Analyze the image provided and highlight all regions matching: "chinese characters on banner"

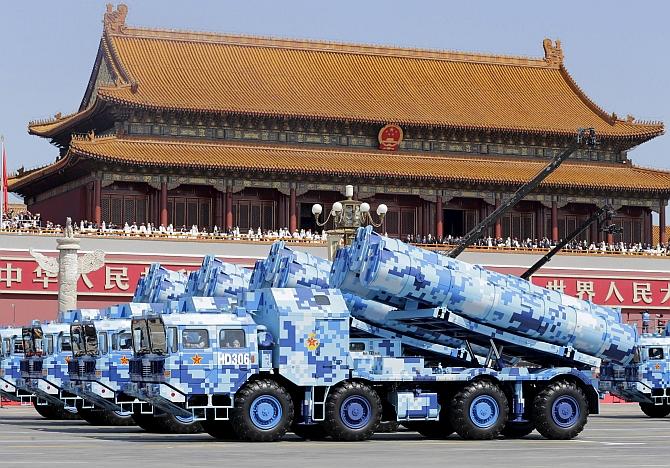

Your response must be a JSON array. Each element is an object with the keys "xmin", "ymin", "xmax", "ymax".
[
  {"xmin": 532, "ymin": 276, "xmax": 670, "ymax": 307},
  {"xmin": 0, "ymin": 259, "xmax": 201, "ymax": 295}
]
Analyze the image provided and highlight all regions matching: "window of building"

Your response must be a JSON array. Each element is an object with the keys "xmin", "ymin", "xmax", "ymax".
[
  {"xmin": 102, "ymin": 195, "xmax": 147, "ymax": 226},
  {"xmin": 182, "ymin": 329, "xmax": 209, "ymax": 349},
  {"xmin": 219, "ymin": 329, "xmax": 246, "ymax": 349},
  {"xmin": 168, "ymin": 197, "xmax": 212, "ymax": 229}
]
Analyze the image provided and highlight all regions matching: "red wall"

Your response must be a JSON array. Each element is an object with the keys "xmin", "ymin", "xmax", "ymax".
[{"xmin": 28, "ymin": 186, "xmax": 86, "ymax": 226}]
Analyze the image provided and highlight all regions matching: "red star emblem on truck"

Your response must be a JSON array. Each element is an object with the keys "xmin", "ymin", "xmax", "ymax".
[
  {"xmin": 191, "ymin": 354, "xmax": 203, "ymax": 364},
  {"xmin": 120, "ymin": 355, "xmax": 129, "ymax": 365},
  {"xmin": 305, "ymin": 333, "xmax": 320, "ymax": 351}
]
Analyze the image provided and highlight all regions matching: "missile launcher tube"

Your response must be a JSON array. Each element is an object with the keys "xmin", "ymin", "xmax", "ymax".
[
  {"xmin": 251, "ymin": 241, "xmax": 331, "ymax": 289},
  {"xmin": 334, "ymin": 228, "xmax": 637, "ymax": 365}
]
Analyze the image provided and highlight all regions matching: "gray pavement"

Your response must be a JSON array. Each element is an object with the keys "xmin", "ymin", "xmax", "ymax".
[{"xmin": 0, "ymin": 404, "xmax": 667, "ymax": 468}]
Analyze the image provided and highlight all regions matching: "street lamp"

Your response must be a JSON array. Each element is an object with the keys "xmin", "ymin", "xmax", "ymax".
[{"xmin": 312, "ymin": 185, "xmax": 387, "ymax": 259}]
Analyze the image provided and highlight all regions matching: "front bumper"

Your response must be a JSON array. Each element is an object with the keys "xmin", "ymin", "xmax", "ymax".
[{"xmin": 123, "ymin": 382, "xmax": 191, "ymax": 418}]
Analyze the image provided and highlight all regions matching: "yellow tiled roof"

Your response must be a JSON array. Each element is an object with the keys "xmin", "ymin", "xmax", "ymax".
[
  {"xmin": 28, "ymin": 15, "xmax": 664, "ymax": 140},
  {"xmin": 11, "ymin": 135, "xmax": 670, "ymax": 194}
]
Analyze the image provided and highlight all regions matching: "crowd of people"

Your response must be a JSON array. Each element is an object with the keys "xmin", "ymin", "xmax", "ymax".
[
  {"xmin": 407, "ymin": 233, "xmax": 670, "ymax": 255},
  {"xmin": 1, "ymin": 214, "xmax": 670, "ymax": 255},
  {"xmin": 0, "ymin": 209, "xmax": 41, "ymax": 230}
]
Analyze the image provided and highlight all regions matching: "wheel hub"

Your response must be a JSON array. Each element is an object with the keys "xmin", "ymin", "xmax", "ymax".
[
  {"xmin": 250, "ymin": 395, "xmax": 282, "ymax": 430},
  {"xmin": 551, "ymin": 396, "xmax": 579, "ymax": 428},
  {"xmin": 340, "ymin": 395, "xmax": 371, "ymax": 429},
  {"xmin": 469, "ymin": 395, "xmax": 499, "ymax": 428}
]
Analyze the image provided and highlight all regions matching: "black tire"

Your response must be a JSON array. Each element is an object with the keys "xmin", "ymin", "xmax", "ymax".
[
  {"xmin": 33, "ymin": 402, "xmax": 60, "ymax": 419},
  {"xmin": 324, "ymin": 381, "xmax": 382, "ymax": 441},
  {"xmin": 133, "ymin": 408, "xmax": 202, "ymax": 434},
  {"xmin": 376, "ymin": 421, "xmax": 400, "ymax": 433},
  {"xmin": 202, "ymin": 419, "xmax": 239, "ymax": 440},
  {"xmin": 231, "ymin": 379, "xmax": 294, "ymax": 442},
  {"xmin": 78, "ymin": 407, "xmax": 135, "ymax": 426},
  {"xmin": 132, "ymin": 410, "xmax": 161, "ymax": 432},
  {"xmin": 501, "ymin": 420, "xmax": 535, "ymax": 438},
  {"xmin": 292, "ymin": 423, "xmax": 330, "ymax": 440},
  {"xmin": 58, "ymin": 405, "xmax": 81, "ymax": 420},
  {"xmin": 639, "ymin": 403, "xmax": 670, "ymax": 418},
  {"xmin": 405, "ymin": 419, "xmax": 454, "ymax": 439},
  {"xmin": 33, "ymin": 402, "xmax": 79, "ymax": 420},
  {"xmin": 449, "ymin": 380, "xmax": 508, "ymax": 440},
  {"xmin": 532, "ymin": 381, "xmax": 588, "ymax": 440}
]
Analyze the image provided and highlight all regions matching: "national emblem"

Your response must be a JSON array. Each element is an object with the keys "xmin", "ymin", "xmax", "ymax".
[
  {"xmin": 120, "ymin": 355, "xmax": 129, "ymax": 365},
  {"xmin": 191, "ymin": 354, "xmax": 203, "ymax": 365},
  {"xmin": 378, "ymin": 124, "xmax": 403, "ymax": 151}
]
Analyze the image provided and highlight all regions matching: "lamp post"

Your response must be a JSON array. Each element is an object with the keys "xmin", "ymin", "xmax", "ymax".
[{"xmin": 312, "ymin": 185, "xmax": 387, "ymax": 260}]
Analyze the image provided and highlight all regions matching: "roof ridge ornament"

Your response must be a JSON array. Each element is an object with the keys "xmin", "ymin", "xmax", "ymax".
[
  {"xmin": 104, "ymin": 3, "xmax": 128, "ymax": 34},
  {"xmin": 542, "ymin": 38, "xmax": 563, "ymax": 67}
]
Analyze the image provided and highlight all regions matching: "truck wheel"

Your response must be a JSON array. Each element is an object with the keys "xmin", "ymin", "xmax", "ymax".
[
  {"xmin": 449, "ymin": 381, "xmax": 508, "ymax": 440},
  {"xmin": 202, "ymin": 419, "xmax": 239, "ymax": 440},
  {"xmin": 639, "ymin": 403, "xmax": 670, "ymax": 418},
  {"xmin": 133, "ymin": 409, "xmax": 202, "ymax": 434},
  {"xmin": 324, "ymin": 381, "xmax": 381, "ymax": 441},
  {"xmin": 231, "ymin": 379, "xmax": 294, "ymax": 442},
  {"xmin": 33, "ymin": 402, "xmax": 60, "ymax": 419},
  {"xmin": 501, "ymin": 421, "xmax": 535, "ymax": 438},
  {"xmin": 532, "ymin": 381, "xmax": 588, "ymax": 440},
  {"xmin": 58, "ymin": 405, "xmax": 80, "ymax": 420},
  {"xmin": 132, "ymin": 410, "xmax": 161, "ymax": 432},
  {"xmin": 78, "ymin": 407, "xmax": 135, "ymax": 426},
  {"xmin": 292, "ymin": 423, "xmax": 330, "ymax": 440}
]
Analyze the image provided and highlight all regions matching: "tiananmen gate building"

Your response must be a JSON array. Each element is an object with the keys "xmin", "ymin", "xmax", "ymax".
[{"xmin": 9, "ymin": 4, "xmax": 670, "ymax": 245}]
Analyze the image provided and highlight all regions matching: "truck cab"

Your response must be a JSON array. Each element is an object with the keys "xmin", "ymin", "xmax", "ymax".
[
  {"xmin": 18, "ymin": 322, "xmax": 79, "ymax": 415},
  {"xmin": 64, "ymin": 317, "xmax": 136, "ymax": 425},
  {"xmin": 600, "ymin": 336, "xmax": 670, "ymax": 417},
  {"xmin": 125, "ymin": 309, "xmax": 259, "ymax": 422},
  {"xmin": 0, "ymin": 328, "xmax": 30, "ymax": 402}
]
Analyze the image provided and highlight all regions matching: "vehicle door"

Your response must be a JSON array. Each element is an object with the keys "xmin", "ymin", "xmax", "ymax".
[
  {"xmin": 179, "ymin": 326, "xmax": 215, "ymax": 395},
  {"xmin": 216, "ymin": 327, "xmax": 254, "ymax": 394}
]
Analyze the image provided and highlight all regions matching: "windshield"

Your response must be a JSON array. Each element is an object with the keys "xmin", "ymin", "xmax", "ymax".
[
  {"xmin": 22, "ymin": 327, "xmax": 44, "ymax": 357},
  {"xmin": 83, "ymin": 324, "xmax": 99, "ymax": 355},
  {"xmin": 71, "ymin": 324, "xmax": 85, "ymax": 357},
  {"xmin": 132, "ymin": 319, "xmax": 151, "ymax": 354},
  {"xmin": 148, "ymin": 317, "xmax": 167, "ymax": 355},
  {"xmin": 131, "ymin": 317, "xmax": 167, "ymax": 355}
]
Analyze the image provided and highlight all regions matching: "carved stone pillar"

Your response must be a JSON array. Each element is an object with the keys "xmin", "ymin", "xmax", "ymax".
[
  {"xmin": 436, "ymin": 195, "xmax": 444, "ymax": 240},
  {"xmin": 93, "ymin": 178, "xmax": 102, "ymax": 226},
  {"xmin": 551, "ymin": 201, "xmax": 558, "ymax": 242},
  {"xmin": 160, "ymin": 181, "xmax": 168, "ymax": 227}
]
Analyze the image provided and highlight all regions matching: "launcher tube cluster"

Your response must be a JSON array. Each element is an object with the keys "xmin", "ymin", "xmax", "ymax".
[{"xmin": 332, "ymin": 227, "xmax": 637, "ymax": 365}]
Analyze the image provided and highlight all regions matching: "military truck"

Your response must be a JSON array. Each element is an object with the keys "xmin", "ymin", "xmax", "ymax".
[
  {"xmin": 123, "ymin": 229, "xmax": 639, "ymax": 442},
  {"xmin": 0, "ymin": 327, "xmax": 34, "ymax": 405},
  {"xmin": 17, "ymin": 322, "xmax": 81, "ymax": 419},
  {"xmin": 600, "ymin": 333, "xmax": 670, "ymax": 417}
]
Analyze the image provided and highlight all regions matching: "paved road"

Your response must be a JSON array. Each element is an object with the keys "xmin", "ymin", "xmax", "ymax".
[{"xmin": 0, "ymin": 404, "xmax": 667, "ymax": 468}]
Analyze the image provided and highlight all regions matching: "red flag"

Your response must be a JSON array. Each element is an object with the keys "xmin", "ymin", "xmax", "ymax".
[{"xmin": 2, "ymin": 141, "xmax": 7, "ymax": 214}]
